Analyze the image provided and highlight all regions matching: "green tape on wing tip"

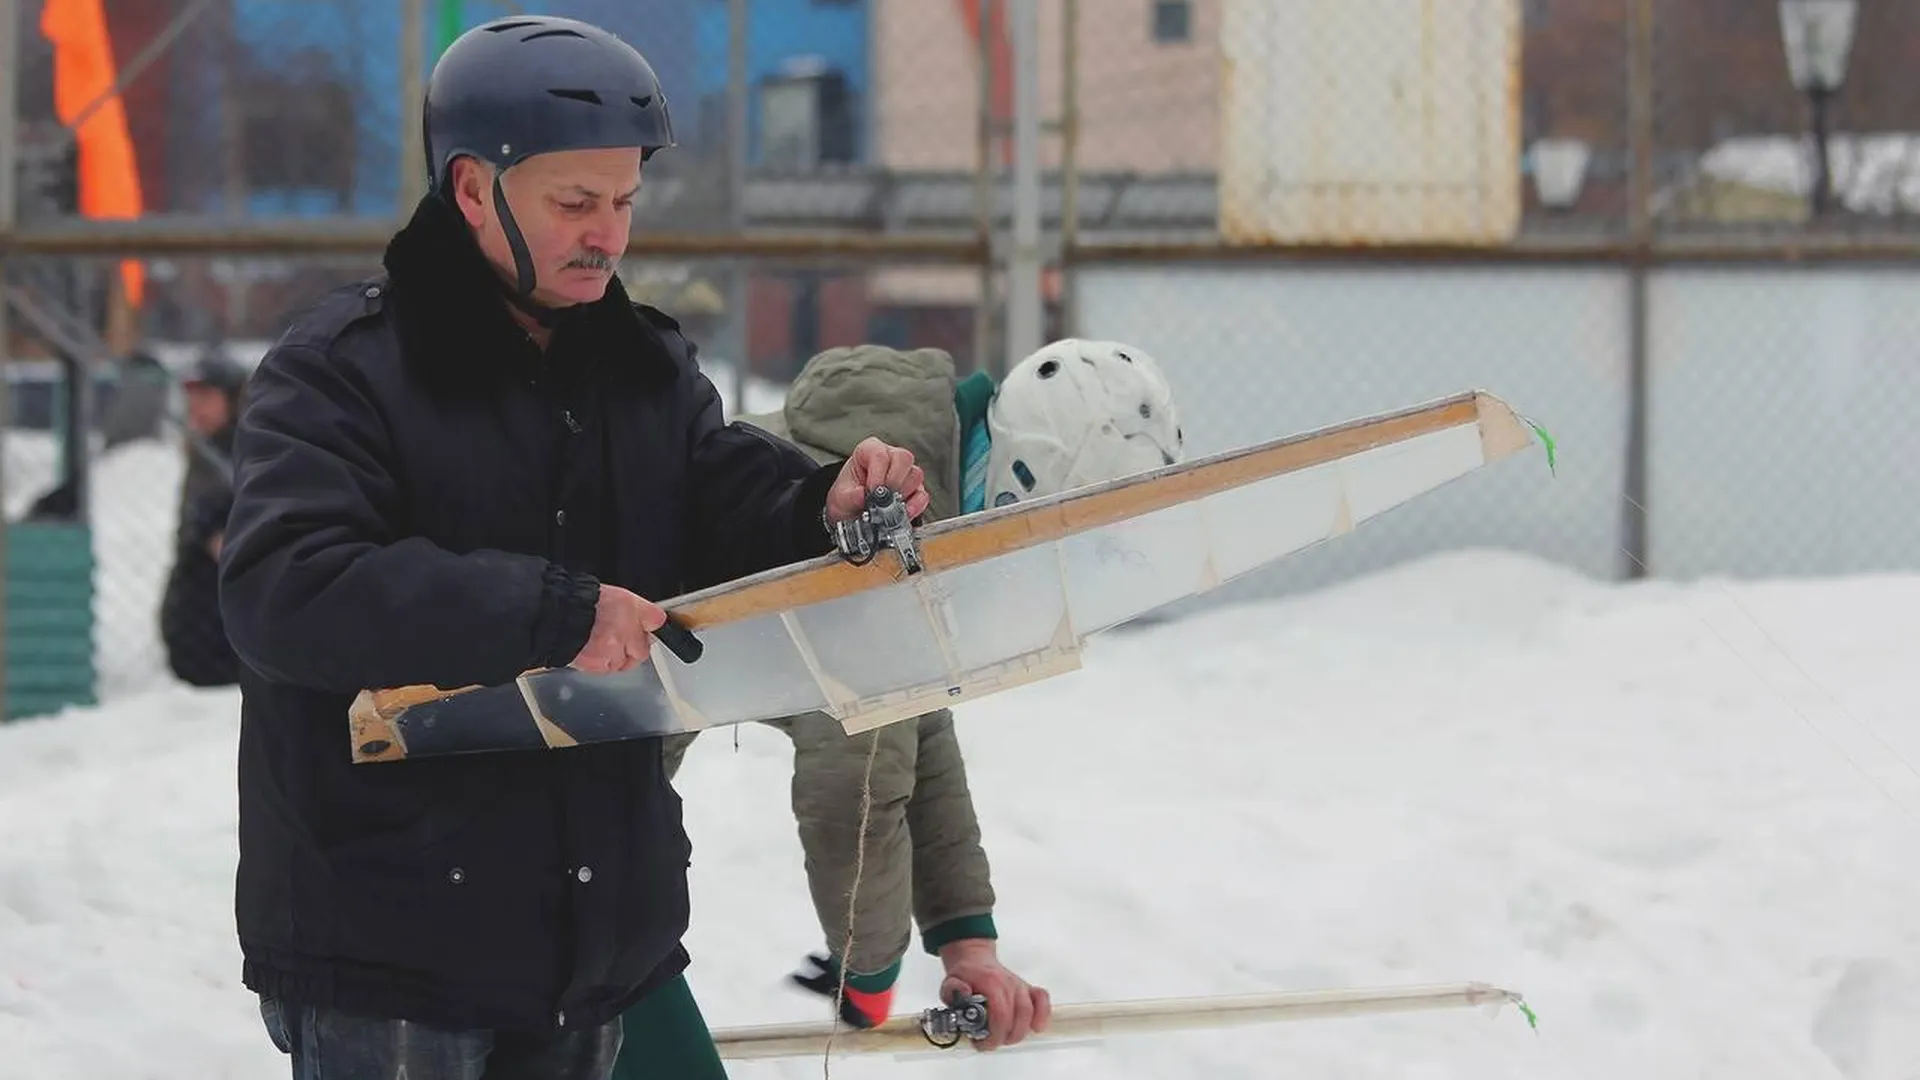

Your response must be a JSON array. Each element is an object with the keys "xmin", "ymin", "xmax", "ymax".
[
  {"xmin": 1517, "ymin": 998, "xmax": 1540, "ymax": 1031},
  {"xmin": 1519, "ymin": 415, "xmax": 1557, "ymax": 477}
]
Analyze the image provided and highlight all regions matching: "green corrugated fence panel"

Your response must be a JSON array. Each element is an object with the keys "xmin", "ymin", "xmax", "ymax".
[
  {"xmin": 6, "ymin": 689, "xmax": 97, "ymax": 717},
  {"xmin": 7, "ymin": 637, "xmax": 96, "ymax": 665},
  {"xmin": 7, "ymin": 665, "xmax": 99, "ymax": 692},
  {"xmin": 6, "ymin": 607, "xmax": 95, "ymax": 635},
  {"xmin": 10, "ymin": 572, "xmax": 96, "ymax": 595},
  {"xmin": 5, "ymin": 522, "xmax": 99, "ymax": 722}
]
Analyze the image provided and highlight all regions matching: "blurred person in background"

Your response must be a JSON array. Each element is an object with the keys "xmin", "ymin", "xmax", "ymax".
[
  {"xmin": 159, "ymin": 350, "xmax": 247, "ymax": 688},
  {"xmin": 617, "ymin": 338, "xmax": 1184, "ymax": 1078},
  {"xmin": 176, "ymin": 349, "xmax": 246, "ymax": 513}
]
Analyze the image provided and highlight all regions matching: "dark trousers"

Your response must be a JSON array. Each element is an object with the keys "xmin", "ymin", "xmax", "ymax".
[{"xmin": 259, "ymin": 997, "xmax": 622, "ymax": 1080}]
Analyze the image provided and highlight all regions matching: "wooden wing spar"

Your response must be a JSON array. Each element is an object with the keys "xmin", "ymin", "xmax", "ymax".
[
  {"xmin": 348, "ymin": 390, "xmax": 1543, "ymax": 763},
  {"xmin": 710, "ymin": 980, "xmax": 1532, "ymax": 1061}
]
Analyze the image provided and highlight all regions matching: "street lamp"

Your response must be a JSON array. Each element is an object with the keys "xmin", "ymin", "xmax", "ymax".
[
  {"xmin": 1778, "ymin": 0, "xmax": 1858, "ymax": 216},
  {"xmin": 1529, "ymin": 137, "xmax": 1592, "ymax": 213}
]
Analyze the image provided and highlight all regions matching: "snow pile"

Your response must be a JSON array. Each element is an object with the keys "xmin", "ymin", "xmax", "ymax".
[
  {"xmin": 1693, "ymin": 132, "xmax": 1920, "ymax": 217},
  {"xmin": 87, "ymin": 439, "xmax": 191, "ymax": 699},
  {"xmin": 3, "ymin": 430, "xmax": 63, "ymax": 521},
  {"xmin": 3, "ymin": 550, "xmax": 1919, "ymax": 1079}
]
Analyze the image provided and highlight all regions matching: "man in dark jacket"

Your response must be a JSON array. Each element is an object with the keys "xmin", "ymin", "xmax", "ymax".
[
  {"xmin": 160, "ymin": 351, "xmax": 248, "ymax": 688},
  {"xmin": 216, "ymin": 16, "xmax": 927, "ymax": 1079},
  {"xmin": 160, "ymin": 481, "xmax": 239, "ymax": 687},
  {"xmin": 175, "ymin": 350, "xmax": 246, "ymax": 516}
]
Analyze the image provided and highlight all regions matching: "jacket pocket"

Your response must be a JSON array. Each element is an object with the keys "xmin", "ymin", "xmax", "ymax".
[{"xmin": 325, "ymin": 783, "xmax": 565, "ymax": 994}]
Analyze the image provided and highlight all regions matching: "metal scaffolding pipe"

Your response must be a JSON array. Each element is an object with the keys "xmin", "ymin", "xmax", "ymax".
[
  {"xmin": 0, "ymin": 219, "xmax": 989, "ymax": 262},
  {"xmin": 5, "ymin": 224, "xmax": 1915, "ymax": 268},
  {"xmin": 0, "ymin": 0, "xmax": 16, "ymax": 720},
  {"xmin": 726, "ymin": 0, "xmax": 749, "ymax": 412},
  {"xmin": 400, "ymin": 0, "xmax": 427, "ymax": 210},
  {"xmin": 1003, "ymin": 0, "xmax": 1043, "ymax": 374}
]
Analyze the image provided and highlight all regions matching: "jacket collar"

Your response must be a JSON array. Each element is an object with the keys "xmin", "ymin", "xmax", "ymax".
[{"xmin": 378, "ymin": 194, "xmax": 678, "ymax": 395}]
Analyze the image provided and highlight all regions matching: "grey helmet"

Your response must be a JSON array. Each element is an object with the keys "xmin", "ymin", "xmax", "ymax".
[{"xmin": 422, "ymin": 15, "xmax": 676, "ymax": 311}]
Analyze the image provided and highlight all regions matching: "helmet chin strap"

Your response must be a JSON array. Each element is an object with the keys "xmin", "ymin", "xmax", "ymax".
[{"xmin": 489, "ymin": 170, "xmax": 570, "ymax": 329}]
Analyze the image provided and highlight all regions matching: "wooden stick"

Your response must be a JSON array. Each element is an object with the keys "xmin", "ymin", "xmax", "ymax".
[{"xmin": 711, "ymin": 981, "xmax": 1529, "ymax": 1061}]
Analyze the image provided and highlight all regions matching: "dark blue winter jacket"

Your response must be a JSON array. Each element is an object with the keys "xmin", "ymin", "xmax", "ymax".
[{"xmin": 218, "ymin": 192, "xmax": 838, "ymax": 1034}]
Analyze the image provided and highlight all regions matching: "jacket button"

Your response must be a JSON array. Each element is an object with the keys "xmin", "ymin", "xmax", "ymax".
[
  {"xmin": 363, "ymin": 286, "xmax": 380, "ymax": 299},
  {"xmin": 447, "ymin": 867, "xmax": 465, "ymax": 884},
  {"xmin": 576, "ymin": 865, "xmax": 593, "ymax": 883},
  {"xmin": 554, "ymin": 509, "xmax": 566, "ymax": 527}
]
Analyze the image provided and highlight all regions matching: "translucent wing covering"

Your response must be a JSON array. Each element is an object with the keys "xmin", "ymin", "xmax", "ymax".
[{"xmin": 349, "ymin": 391, "xmax": 1540, "ymax": 762}]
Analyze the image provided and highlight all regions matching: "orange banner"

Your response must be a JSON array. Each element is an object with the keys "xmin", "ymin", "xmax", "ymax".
[{"xmin": 41, "ymin": 0, "xmax": 146, "ymax": 307}]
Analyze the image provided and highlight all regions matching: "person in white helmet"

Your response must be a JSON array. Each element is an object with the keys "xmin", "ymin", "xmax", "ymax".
[
  {"xmin": 977, "ymin": 337, "xmax": 1184, "ymax": 511},
  {"xmin": 639, "ymin": 338, "xmax": 1182, "ymax": 1073}
]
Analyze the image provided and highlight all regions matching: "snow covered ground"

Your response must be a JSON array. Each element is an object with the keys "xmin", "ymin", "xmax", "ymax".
[{"xmin": 2, "ymin": 549, "xmax": 1917, "ymax": 1078}]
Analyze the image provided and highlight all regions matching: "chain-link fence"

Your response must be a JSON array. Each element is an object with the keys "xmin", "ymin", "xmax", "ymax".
[
  {"xmin": 1043, "ymin": 0, "xmax": 1920, "ymax": 611},
  {"xmin": 1042, "ymin": 0, "xmax": 1920, "ymax": 243},
  {"xmin": 5, "ymin": 0, "xmax": 1918, "ymax": 713}
]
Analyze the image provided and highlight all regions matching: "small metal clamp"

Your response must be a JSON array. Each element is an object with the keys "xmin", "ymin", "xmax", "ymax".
[
  {"xmin": 828, "ymin": 485, "xmax": 924, "ymax": 575},
  {"xmin": 918, "ymin": 992, "xmax": 990, "ymax": 1048}
]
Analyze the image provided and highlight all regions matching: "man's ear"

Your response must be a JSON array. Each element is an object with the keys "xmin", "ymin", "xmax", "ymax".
[{"xmin": 449, "ymin": 157, "xmax": 491, "ymax": 228}]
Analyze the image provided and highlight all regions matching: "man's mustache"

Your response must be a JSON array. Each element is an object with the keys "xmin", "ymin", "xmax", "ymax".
[{"xmin": 563, "ymin": 250, "xmax": 615, "ymax": 271}]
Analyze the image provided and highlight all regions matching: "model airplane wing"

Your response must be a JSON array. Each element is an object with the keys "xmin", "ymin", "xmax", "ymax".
[{"xmin": 349, "ymin": 390, "xmax": 1545, "ymax": 762}]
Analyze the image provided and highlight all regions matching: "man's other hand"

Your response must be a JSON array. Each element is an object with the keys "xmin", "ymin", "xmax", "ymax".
[{"xmin": 569, "ymin": 584, "xmax": 668, "ymax": 674}]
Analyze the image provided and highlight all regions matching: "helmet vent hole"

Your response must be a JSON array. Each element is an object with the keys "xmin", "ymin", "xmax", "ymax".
[
  {"xmin": 1139, "ymin": 403, "xmax": 1152, "ymax": 418},
  {"xmin": 548, "ymin": 88, "xmax": 602, "ymax": 105},
  {"xmin": 1162, "ymin": 451, "xmax": 1175, "ymax": 465},
  {"xmin": 1117, "ymin": 350, "xmax": 1134, "ymax": 363},
  {"xmin": 1012, "ymin": 460, "xmax": 1037, "ymax": 491},
  {"xmin": 1037, "ymin": 359, "xmax": 1059, "ymax": 378},
  {"xmin": 523, "ymin": 28, "xmax": 587, "ymax": 42},
  {"xmin": 632, "ymin": 94, "xmax": 655, "ymax": 108},
  {"xmin": 486, "ymin": 20, "xmax": 541, "ymax": 33}
]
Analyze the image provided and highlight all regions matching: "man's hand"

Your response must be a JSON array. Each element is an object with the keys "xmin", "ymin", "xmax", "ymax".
[
  {"xmin": 937, "ymin": 939, "xmax": 1051, "ymax": 1051},
  {"xmin": 569, "ymin": 584, "xmax": 668, "ymax": 674},
  {"xmin": 827, "ymin": 436, "xmax": 930, "ymax": 523},
  {"xmin": 206, "ymin": 531, "xmax": 224, "ymax": 560}
]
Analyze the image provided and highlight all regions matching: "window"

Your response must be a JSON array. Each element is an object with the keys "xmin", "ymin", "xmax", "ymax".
[
  {"xmin": 760, "ymin": 79, "xmax": 819, "ymax": 170},
  {"xmin": 757, "ymin": 68, "xmax": 858, "ymax": 169},
  {"xmin": 1152, "ymin": 0, "xmax": 1190, "ymax": 43}
]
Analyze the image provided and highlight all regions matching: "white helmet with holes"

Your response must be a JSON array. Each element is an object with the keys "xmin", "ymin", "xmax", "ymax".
[{"xmin": 985, "ymin": 338, "xmax": 1184, "ymax": 508}]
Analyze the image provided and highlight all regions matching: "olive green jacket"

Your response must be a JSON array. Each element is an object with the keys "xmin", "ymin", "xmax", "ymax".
[{"xmin": 662, "ymin": 345, "xmax": 996, "ymax": 972}]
